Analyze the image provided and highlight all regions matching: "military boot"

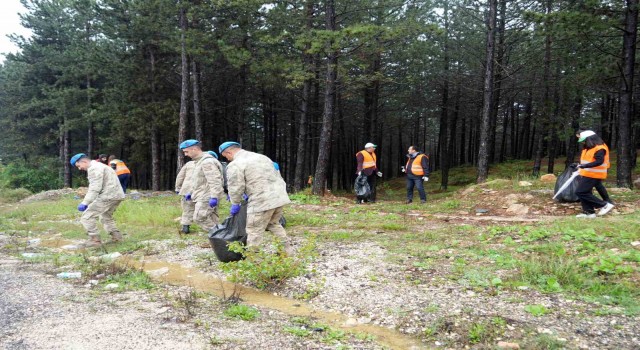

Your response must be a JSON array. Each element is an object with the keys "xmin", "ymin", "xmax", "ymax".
[
  {"xmin": 181, "ymin": 225, "xmax": 190, "ymax": 234},
  {"xmin": 79, "ymin": 235, "xmax": 102, "ymax": 248},
  {"xmin": 110, "ymin": 231, "xmax": 123, "ymax": 242}
]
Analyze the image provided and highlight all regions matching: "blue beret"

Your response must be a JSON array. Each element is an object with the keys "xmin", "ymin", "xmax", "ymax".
[
  {"xmin": 70, "ymin": 153, "xmax": 87, "ymax": 166},
  {"xmin": 219, "ymin": 141, "xmax": 241, "ymax": 154},
  {"xmin": 207, "ymin": 151, "xmax": 219, "ymax": 159},
  {"xmin": 273, "ymin": 162, "xmax": 280, "ymax": 171},
  {"xmin": 179, "ymin": 139, "xmax": 200, "ymax": 149}
]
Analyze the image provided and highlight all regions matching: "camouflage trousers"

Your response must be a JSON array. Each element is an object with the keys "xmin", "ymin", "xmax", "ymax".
[
  {"xmin": 80, "ymin": 199, "xmax": 123, "ymax": 237},
  {"xmin": 193, "ymin": 201, "xmax": 219, "ymax": 232},
  {"xmin": 180, "ymin": 199, "xmax": 195, "ymax": 225},
  {"xmin": 246, "ymin": 206, "xmax": 289, "ymax": 249}
]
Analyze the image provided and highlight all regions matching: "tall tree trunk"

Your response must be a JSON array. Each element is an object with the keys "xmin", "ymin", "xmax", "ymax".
[
  {"xmin": 293, "ymin": 0, "xmax": 315, "ymax": 191},
  {"xmin": 177, "ymin": 6, "xmax": 189, "ymax": 170},
  {"xmin": 533, "ymin": 0, "xmax": 553, "ymax": 177},
  {"xmin": 617, "ymin": 0, "xmax": 638, "ymax": 188},
  {"xmin": 476, "ymin": 0, "xmax": 497, "ymax": 183},
  {"xmin": 86, "ymin": 74, "xmax": 94, "ymax": 159},
  {"xmin": 312, "ymin": 0, "xmax": 337, "ymax": 195},
  {"xmin": 149, "ymin": 48, "xmax": 161, "ymax": 191},
  {"xmin": 439, "ymin": 0, "xmax": 450, "ymax": 190},
  {"xmin": 565, "ymin": 96, "xmax": 582, "ymax": 166},
  {"xmin": 192, "ymin": 60, "xmax": 203, "ymax": 141},
  {"xmin": 489, "ymin": 0, "xmax": 507, "ymax": 164}
]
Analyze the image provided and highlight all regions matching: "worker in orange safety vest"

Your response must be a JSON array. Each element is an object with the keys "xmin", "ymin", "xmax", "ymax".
[
  {"xmin": 108, "ymin": 155, "xmax": 132, "ymax": 193},
  {"xmin": 573, "ymin": 130, "xmax": 614, "ymax": 218},
  {"xmin": 355, "ymin": 142, "xmax": 382, "ymax": 203},
  {"xmin": 401, "ymin": 145, "xmax": 429, "ymax": 204}
]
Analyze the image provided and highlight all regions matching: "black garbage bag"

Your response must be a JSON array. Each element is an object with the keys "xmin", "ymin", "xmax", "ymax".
[
  {"xmin": 354, "ymin": 174, "xmax": 371, "ymax": 201},
  {"xmin": 208, "ymin": 202, "xmax": 288, "ymax": 262},
  {"xmin": 554, "ymin": 164, "xmax": 580, "ymax": 202},
  {"xmin": 208, "ymin": 204, "xmax": 248, "ymax": 262}
]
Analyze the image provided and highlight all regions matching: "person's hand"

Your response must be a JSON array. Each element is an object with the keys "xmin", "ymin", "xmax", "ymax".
[
  {"xmin": 358, "ymin": 171, "xmax": 362, "ymax": 176},
  {"xmin": 422, "ymin": 176, "xmax": 429, "ymax": 182},
  {"xmin": 209, "ymin": 198, "xmax": 218, "ymax": 208},
  {"xmin": 230, "ymin": 204, "xmax": 241, "ymax": 216},
  {"xmin": 175, "ymin": 190, "xmax": 180, "ymax": 194},
  {"xmin": 377, "ymin": 171, "xmax": 383, "ymax": 177},
  {"xmin": 400, "ymin": 166, "xmax": 405, "ymax": 173},
  {"xmin": 226, "ymin": 194, "xmax": 230, "ymax": 201},
  {"xmin": 570, "ymin": 163, "xmax": 578, "ymax": 168},
  {"xmin": 77, "ymin": 203, "xmax": 88, "ymax": 212},
  {"xmin": 242, "ymin": 193, "xmax": 249, "ymax": 201},
  {"xmin": 185, "ymin": 193, "xmax": 192, "ymax": 201}
]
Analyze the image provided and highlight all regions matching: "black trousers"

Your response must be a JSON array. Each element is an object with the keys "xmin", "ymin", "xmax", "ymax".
[
  {"xmin": 406, "ymin": 175, "xmax": 426, "ymax": 201},
  {"xmin": 575, "ymin": 176, "xmax": 607, "ymax": 214},
  {"xmin": 366, "ymin": 173, "xmax": 377, "ymax": 202}
]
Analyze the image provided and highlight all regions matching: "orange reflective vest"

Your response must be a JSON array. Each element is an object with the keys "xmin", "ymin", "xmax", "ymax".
[
  {"xmin": 110, "ymin": 160, "xmax": 131, "ymax": 175},
  {"xmin": 357, "ymin": 150, "xmax": 377, "ymax": 169},
  {"xmin": 579, "ymin": 144, "xmax": 609, "ymax": 180},
  {"xmin": 406, "ymin": 154, "xmax": 427, "ymax": 176}
]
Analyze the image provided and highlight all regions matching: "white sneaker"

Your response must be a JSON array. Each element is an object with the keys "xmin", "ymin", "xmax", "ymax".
[
  {"xmin": 576, "ymin": 213, "xmax": 596, "ymax": 219},
  {"xmin": 598, "ymin": 203, "xmax": 615, "ymax": 216}
]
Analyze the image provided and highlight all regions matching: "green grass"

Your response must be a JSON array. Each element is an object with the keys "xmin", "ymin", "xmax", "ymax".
[
  {"xmin": 102, "ymin": 270, "xmax": 155, "ymax": 291},
  {"xmin": 223, "ymin": 304, "xmax": 260, "ymax": 321}
]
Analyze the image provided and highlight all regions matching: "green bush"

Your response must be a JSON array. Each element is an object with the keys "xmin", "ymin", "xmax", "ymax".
[
  {"xmin": 0, "ymin": 159, "xmax": 62, "ymax": 193},
  {"xmin": 0, "ymin": 188, "xmax": 32, "ymax": 203},
  {"xmin": 223, "ymin": 304, "xmax": 259, "ymax": 321},
  {"xmin": 221, "ymin": 237, "xmax": 317, "ymax": 290}
]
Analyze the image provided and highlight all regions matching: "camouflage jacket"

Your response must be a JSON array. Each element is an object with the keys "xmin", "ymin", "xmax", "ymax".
[
  {"xmin": 82, "ymin": 160, "xmax": 125, "ymax": 205},
  {"xmin": 227, "ymin": 149, "xmax": 290, "ymax": 213},
  {"xmin": 175, "ymin": 160, "xmax": 195, "ymax": 195},
  {"xmin": 189, "ymin": 153, "xmax": 225, "ymax": 202}
]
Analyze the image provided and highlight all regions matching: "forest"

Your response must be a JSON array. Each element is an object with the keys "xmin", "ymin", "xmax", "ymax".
[{"xmin": 0, "ymin": 0, "xmax": 638, "ymax": 193}]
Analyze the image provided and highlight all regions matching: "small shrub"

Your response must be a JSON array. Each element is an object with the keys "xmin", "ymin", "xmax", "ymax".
[
  {"xmin": 221, "ymin": 237, "xmax": 317, "ymax": 290},
  {"xmin": 581, "ymin": 252, "xmax": 634, "ymax": 275},
  {"xmin": 468, "ymin": 322, "xmax": 488, "ymax": 344},
  {"xmin": 524, "ymin": 304, "xmax": 550, "ymax": 316},
  {"xmin": 224, "ymin": 304, "xmax": 259, "ymax": 321},
  {"xmin": 0, "ymin": 160, "xmax": 62, "ymax": 193}
]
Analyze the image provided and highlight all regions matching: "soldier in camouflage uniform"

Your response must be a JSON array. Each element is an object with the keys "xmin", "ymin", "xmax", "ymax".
[
  {"xmin": 70, "ymin": 153, "xmax": 126, "ymax": 248},
  {"xmin": 219, "ymin": 142, "xmax": 292, "ymax": 254},
  {"xmin": 175, "ymin": 159, "xmax": 195, "ymax": 233},
  {"xmin": 179, "ymin": 140, "xmax": 225, "ymax": 232}
]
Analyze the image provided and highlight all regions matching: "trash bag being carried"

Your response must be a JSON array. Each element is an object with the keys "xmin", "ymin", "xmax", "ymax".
[
  {"xmin": 554, "ymin": 164, "xmax": 580, "ymax": 202},
  {"xmin": 208, "ymin": 203, "xmax": 248, "ymax": 262},
  {"xmin": 354, "ymin": 174, "xmax": 371, "ymax": 201},
  {"xmin": 207, "ymin": 202, "xmax": 288, "ymax": 262}
]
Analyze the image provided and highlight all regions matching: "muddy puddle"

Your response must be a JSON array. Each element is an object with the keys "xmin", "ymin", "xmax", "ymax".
[{"xmin": 129, "ymin": 257, "xmax": 427, "ymax": 350}]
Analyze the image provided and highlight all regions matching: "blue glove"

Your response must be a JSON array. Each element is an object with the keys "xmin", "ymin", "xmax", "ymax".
[
  {"xmin": 242, "ymin": 193, "xmax": 249, "ymax": 201},
  {"xmin": 77, "ymin": 203, "xmax": 88, "ymax": 212},
  {"xmin": 226, "ymin": 194, "xmax": 230, "ymax": 201},
  {"xmin": 230, "ymin": 204, "xmax": 241, "ymax": 216},
  {"xmin": 185, "ymin": 193, "xmax": 192, "ymax": 201},
  {"xmin": 209, "ymin": 198, "xmax": 218, "ymax": 208},
  {"xmin": 175, "ymin": 190, "xmax": 180, "ymax": 194}
]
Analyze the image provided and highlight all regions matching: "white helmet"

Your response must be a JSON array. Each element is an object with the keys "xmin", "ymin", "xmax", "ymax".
[{"xmin": 364, "ymin": 142, "xmax": 377, "ymax": 149}]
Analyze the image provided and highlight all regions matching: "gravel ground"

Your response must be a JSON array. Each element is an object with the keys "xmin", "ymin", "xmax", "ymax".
[{"xmin": 0, "ymin": 256, "xmax": 206, "ymax": 350}]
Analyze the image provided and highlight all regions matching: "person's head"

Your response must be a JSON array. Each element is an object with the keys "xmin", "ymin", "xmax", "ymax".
[
  {"xmin": 70, "ymin": 153, "xmax": 91, "ymax": 171},
  {"xmin": 577, "ymin": 130, "xmax": 604, "ymax": 149},
  {"xmin": 407, "ymin": 145, "xmax": 418, "ymax": 155},
  {"xmin": 179, "ymin": 139, "xmax": 203, "ymax": 159},
  {"xmin": 219, "ymin": 141, "xmax": 242, "ymax": 161},
  {"xmin": 98, "ymin": 154, "xmax": 108, "ymax": 164},
  {"xmin": 364, "ymin": 142, "xmax": 376, "ymax": 153},
  {"xmin": 207, "ymin": 150, "xmax": 219, "ymax": 159}
]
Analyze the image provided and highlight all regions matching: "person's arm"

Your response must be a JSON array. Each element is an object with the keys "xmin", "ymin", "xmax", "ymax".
[
  {"xmin": 202, "ymin": 159, "xmax": 224, "ymax": 199},
  {"xmin": 580, "ymin": 149, "xmax": 606, "ymax": 168},
  {"xmin": 356, "ymin": 153, "xmax": 364, "ymax": 173},
  {"xmin": 226, "ymin": 164, "xmax": 245, "ymax": 204},
  {"xmin": 421, "ymin": 156, "xmax": 430, "ymax": 177},
  {"xmin": 83, "ymin": 166, "xmax": 103, "ymax": 205},
  {"xmin": 175, "ymin": 165, "xmax": 187, "ymax": 192}
]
